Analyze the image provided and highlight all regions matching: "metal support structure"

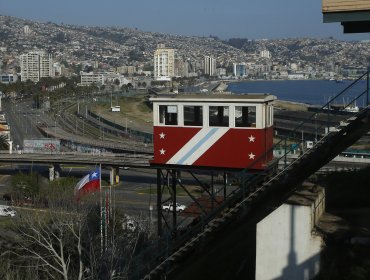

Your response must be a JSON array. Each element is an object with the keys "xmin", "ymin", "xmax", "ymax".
[
  {"xmin": 157, "ymin": 169, "xmax": 162, "ymax": 238},
  {"xmin": 171, "ymin": 169, "xmax": 177, "ymax": 235},
  {"xmin": 155, "ymin": 167, "xmax": 231, "ymax": 239},
  {"xmin": 188, "ymin": 171, "xmax": 219, "ymax": 205}
]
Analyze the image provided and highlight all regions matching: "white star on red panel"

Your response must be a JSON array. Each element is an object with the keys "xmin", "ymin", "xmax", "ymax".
[
  {"xmin": 159, "ymin": 148, "xmax": 166, "ymax": 155},
  {"xmin": 248, "ymin": 135, "xmax": 255, "ymax": 143},
  {"xmin": 159, "ymin": 132, "xmax": 166, "ymax": 139},
  {"xmin": 248, "ymin": 152, "xmax": 255, "ymax": 160}
]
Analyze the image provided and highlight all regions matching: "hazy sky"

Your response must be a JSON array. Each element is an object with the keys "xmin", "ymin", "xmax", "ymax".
[{"xmin": 1, "ymin": 0, "xmax": 369, "ymax": 40}]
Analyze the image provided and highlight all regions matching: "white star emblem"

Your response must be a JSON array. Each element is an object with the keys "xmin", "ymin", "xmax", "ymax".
[
  {"xmin": 159, "ymin": 148, "xmax": 166, "ymax": 155},
  {"xmin": 159, "ymin": 132, "xmax": 166, "ymax": 139},
  {"xmin": 91, "ymin": 172, "xmax": 98, "ymax": 178},
  {"xmin": 248, "ymin": 152, "xmax": 255, "ymax": 160},
  {"xmin": 248, "ymin": 135, "xmax": 255, "ymax": 142}
]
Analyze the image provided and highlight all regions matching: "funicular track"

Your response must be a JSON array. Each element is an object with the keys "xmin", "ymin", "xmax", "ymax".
[{"xmin": 139, "ymin": 72, "xmax": 370, "ymax": 280}]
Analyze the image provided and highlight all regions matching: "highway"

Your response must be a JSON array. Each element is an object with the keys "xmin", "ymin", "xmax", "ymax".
[
  {"xmin": 2, "ymin": 97, "xmax": 153, "ymax": 154},
  {"xmin": 3, "ymin": 98, "xmax": 45, "ymax": 148}
]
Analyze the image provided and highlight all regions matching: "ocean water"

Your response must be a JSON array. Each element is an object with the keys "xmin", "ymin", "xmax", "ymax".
[{"xmin": 227, "ymin": 79, "xmax": 368, "ymax": 106}]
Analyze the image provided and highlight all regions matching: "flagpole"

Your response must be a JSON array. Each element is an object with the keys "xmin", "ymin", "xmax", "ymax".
[
  {"xmin": 105, "ymin": 189, "xmax": 108, "ymax": 249},
  {"xmin": 100, "ymin": 163, "xmax": 103, "ymax": 255}
]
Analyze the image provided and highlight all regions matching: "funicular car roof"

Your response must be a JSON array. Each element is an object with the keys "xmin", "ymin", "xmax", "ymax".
[{"xmin": 150, "ymin": 93, "xmax": 276, "ymax": 103}]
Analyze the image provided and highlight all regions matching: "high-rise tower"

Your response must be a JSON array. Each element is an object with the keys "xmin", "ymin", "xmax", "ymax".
[
  {"xmin": 154, "ymin": 44, "xmax": 175, "ymax": 79},
  {"xmin": 20, "ymin": 51, "xmax": 54, "ymax": 82},
  {"xmin": 204, "ymin": 56, "xmax": 216, "ymax": 76}
]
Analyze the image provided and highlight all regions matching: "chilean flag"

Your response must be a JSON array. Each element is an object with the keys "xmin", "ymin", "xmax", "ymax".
[{"xmin": 74, "ymin": 169, "xmax": 100, "ymax": 199}]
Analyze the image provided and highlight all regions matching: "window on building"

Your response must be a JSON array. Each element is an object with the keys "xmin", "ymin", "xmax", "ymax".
[
  {"xmin": 184, "ymin": 106, "xmax": 203, "ymax": 126},
  {"xmin": 266, "ymin": 105, "xmax": 273, "ymax": 126},
  {"xmin": 159, "ymin": 105, "xmax": 178, "ymax": 125},
  {"xmin": 209, "ymin": 106, "xmax": 229, "ymax": 127},
  {"xmin": 235, "ymin": 106, "xmax": 256, "ymax": 127}
]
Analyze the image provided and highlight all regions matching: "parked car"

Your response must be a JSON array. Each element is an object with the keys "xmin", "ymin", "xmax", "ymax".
[
  {"xmin": 0, "ymin": 205, "xmax": 16, "ymax": 217},
  {"xmin": 162, "ymin": 203, "xmax": 186, "ymax": 212}
]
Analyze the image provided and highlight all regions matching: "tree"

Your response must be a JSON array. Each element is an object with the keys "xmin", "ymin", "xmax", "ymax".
[
  {"xmin": 0, "ymin": 135, "xmax": 9, "ymax": 150},
  {"xmin": 0, "ymin": 184, "xmax": 153, "ymax": 279},
  {"xmin": 11, "ymin": 172, "xmax": 40, "ymax": 205},
  {"xmin": 113, "ymin": 79, "xmax": 120, "ymax": 86},
  {"xmin": 7, "ymin": 204, "xmax": 88, "ymax": 280}
]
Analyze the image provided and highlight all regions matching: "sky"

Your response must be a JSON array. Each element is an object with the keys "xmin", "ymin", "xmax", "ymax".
[{"xmin": 0, "ymin": 0, "xmax": 369, "ymax": 41}]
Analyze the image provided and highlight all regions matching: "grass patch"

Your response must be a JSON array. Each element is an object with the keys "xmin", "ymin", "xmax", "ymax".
[{"xmin": 0, "ymin": 217, "xmax": 13, "ymax": 228}]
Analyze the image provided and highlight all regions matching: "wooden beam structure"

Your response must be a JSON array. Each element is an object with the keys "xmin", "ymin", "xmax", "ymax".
[{"xmin": 322, "ymin": 0, "xmax": 370, "ymax": 33}]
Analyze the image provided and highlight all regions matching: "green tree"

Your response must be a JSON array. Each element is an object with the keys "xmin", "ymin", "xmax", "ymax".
[
  {"xmin": 0, "ymin": 135, "xmax": 9, "ymax": 150},
  {"xmin": 11, "ymin": 172, "xmax": 40, "ymax": 204}
]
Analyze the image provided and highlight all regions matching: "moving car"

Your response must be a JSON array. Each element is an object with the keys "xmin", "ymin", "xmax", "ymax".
[
  {"xmin": 0, "ymin": 205, "xmax": 16, "ymax": 217},
  {"xmin": 162, "ymin": 203, "xmax": 186, "ymax": 212}
]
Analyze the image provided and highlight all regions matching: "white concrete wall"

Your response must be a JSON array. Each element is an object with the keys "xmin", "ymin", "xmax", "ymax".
[{"xmin": 255, "ymin": 203, "xmax": 323, "ymax": 280}]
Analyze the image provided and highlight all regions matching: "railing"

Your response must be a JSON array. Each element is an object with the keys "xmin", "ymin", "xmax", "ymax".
[{"xmin": 132, "ymin": 71, "xmax": 370, "ymax": 279}]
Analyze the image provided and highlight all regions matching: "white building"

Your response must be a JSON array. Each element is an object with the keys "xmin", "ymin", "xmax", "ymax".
[
  {"xmin": 204, "ymin": 56, "xmax": 216, "ymax": 76},
  {"xmin": 233, "ymin": 63, "xmax": 248, "ymax": 77},
  {"xmin": 216, "ymin": 68, "xmax": 226, "ymax": 76},
  {"xmin": 116, "ymin": 66, "xmax": 136, "ymax": 74},
  {"xmin": 0, "ymin": 74, "xmax": 18, "ymax": 84},
  {"xmin": 20, "ymin": 51, "xmax": 54, "ymax": 82},
  {"xmin": 154, "ymin": 44, "xmax": 175, "ymax": 80},
  {"xmin": 80, "ymin": 71, "xmax": 129, "ymax": 86},
  {"xmin": 260, "ymin": 50, "xmax": 271, "ymax": 59},
  {"xmin": 24, "ymin": 25, "xmax": 31, "ymax": 35},
  {"xmin": 288, "ymin": 73, "xmax": 306, "ymax": 80}
]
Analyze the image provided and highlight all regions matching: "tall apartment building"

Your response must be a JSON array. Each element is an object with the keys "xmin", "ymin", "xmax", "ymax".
[
  {"xmin": 204, "ymin": 56, "xmax": 216, "ymax": 76},
  {"xmin": 154, "ymin": 44, "xmax": 175, "ymax": 79},
  {"xmin": 20, "ymin": 51, "xmax": 54, "ymax": 82},
  {"xmin": 260, "ymin": 50, "xmax": 271, "ymax": 59},
  {"xmin": 174, "ymin": 58, "xmax": 189, "ymax": 77},
  {"xmin": 233, "ymin": 63, "xmax": 248, "ymax": 77}
]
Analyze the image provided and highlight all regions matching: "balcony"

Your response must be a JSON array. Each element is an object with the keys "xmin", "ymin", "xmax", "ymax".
[{"xmin": 322, "ymin": 0, "xmax": 370, "ymax": 33}]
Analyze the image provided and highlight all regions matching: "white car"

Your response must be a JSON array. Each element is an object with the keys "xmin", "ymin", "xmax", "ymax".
[
  {"xmin": 0, "ymin": 206, "xmax": 16, "ymax": 217},
  {"xmin": 162, "ymin": 203, "xmax": 186, "ymax": 212}
]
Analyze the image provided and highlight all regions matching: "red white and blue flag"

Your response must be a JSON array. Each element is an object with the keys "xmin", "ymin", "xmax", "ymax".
[{"xmin": 74, "ymin": 169, "xmax": 100, "ymax": 199}]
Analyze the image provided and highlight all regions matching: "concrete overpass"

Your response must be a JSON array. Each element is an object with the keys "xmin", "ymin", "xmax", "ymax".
[{"xmin": 0, "ymin": 151, "xmax": 151, "ymax": 168}]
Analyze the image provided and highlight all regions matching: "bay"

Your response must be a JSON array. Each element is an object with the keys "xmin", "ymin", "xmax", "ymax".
[{"xmin": 227, "ymin": 79, "xmax": 367, "ymax": 106}]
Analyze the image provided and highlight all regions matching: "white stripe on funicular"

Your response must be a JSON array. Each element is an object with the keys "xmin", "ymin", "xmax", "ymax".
[
  {"xmin": 166, "ymin": 128, "xmax": 213, "ymax": 164},
  {"xmin": 167, "ymin": 127, "xmax": 229, "ymax": 165}
]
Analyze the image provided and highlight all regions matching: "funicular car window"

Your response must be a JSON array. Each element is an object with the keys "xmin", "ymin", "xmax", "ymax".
[
  {"xmin": 184, "ymin": 105, "xmax": 203, "ymax": 126},
  {"xmin": 209, "ymin": 106, "xmax": 229, "ymax": 127},
  {"xmin": 159, "ymin": 105, "xmax": 178, "ymax": 125},
  {"xmin": 235, "ymin": 106, "xmax": 256, "ymax": 127}
]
